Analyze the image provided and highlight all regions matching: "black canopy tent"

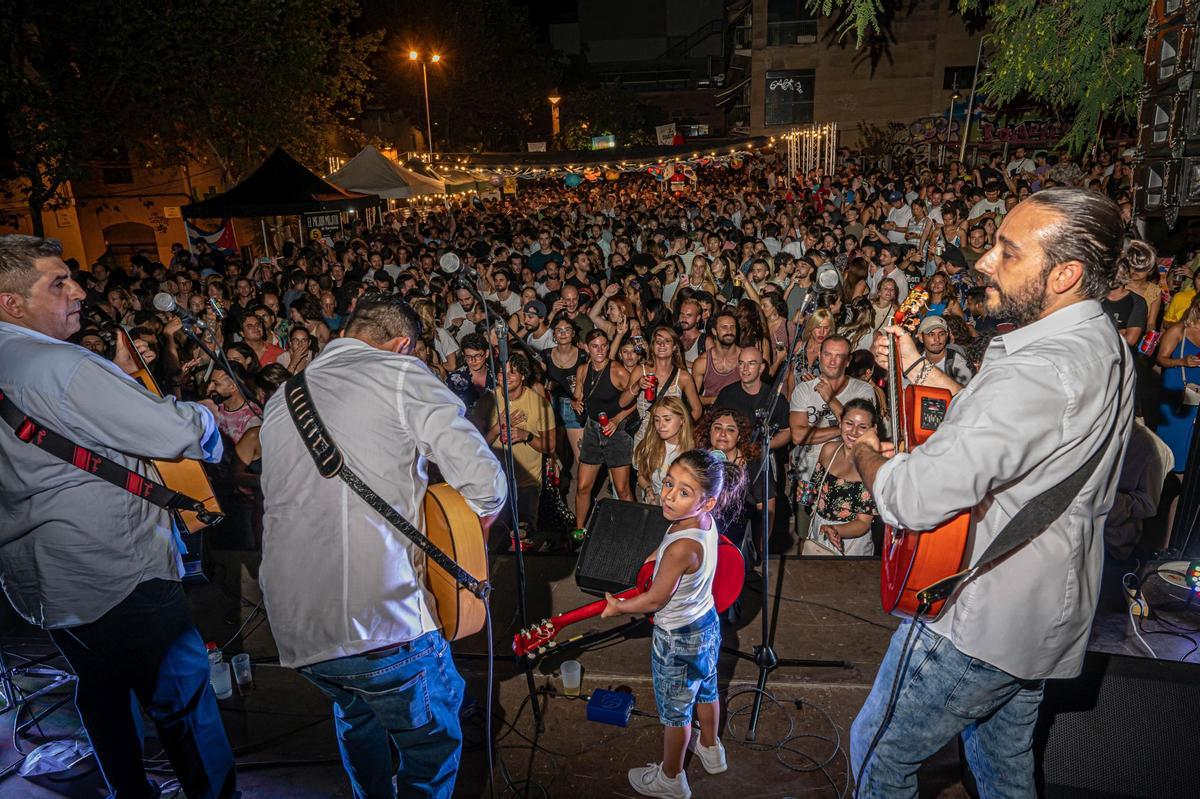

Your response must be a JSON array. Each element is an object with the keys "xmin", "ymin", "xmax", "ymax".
[{"xmin": 182, "ymin": 148, "xmax": 379, "ymax": 219}]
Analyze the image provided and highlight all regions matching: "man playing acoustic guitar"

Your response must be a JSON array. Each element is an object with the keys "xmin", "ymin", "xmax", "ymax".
[
  {"xmin": 0, "ymin": 235, "xmax": 237, "ymax": 799},
  {"xmin": 848, "ymin": 189, "xmax": 1139, "ymax": 797},
  {"xmin": 259, "ymin": 293, "xmax": 506, "ymax": 799}
]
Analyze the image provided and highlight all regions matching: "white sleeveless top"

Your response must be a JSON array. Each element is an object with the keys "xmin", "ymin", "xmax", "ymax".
[{"xmin": 651, "ymin": 519, "xmax": 718, "ymax": 631}]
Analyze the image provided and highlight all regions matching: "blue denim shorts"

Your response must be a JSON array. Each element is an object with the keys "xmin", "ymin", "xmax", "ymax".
[
  {"xmin": 556, "ymin": 396, "xmax": 584, "ymax": 430},
  {"xmin": 651, "ymin": 609, "xmax": 720, "ymax": 727}
]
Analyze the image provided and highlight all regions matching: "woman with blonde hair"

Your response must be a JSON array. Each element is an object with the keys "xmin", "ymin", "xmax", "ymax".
[
  {"xmin": 795, "ymin": 308, "xmax": 835, "ymax": 378},
  {"xmin": 633, "ymin": 395, "xmax": 695, "ymax": 504}
]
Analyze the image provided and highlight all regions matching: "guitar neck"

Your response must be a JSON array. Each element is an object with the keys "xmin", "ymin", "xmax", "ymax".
[{"xmin": 550, "ymin": 584, "xmax": 642, "ymax": 630}]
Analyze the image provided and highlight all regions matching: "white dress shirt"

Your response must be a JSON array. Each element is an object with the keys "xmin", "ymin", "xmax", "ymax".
[
  {"xmin": 259, "ymin": 338, "xmax": 506, "ymax": 668},
  {"xmin": 872, "ymin": 300, "xmax": 1134, "ymax": 679}
]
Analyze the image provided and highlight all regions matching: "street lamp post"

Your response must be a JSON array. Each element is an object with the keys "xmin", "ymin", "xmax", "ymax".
[
  {"xmin": 548, "ymin": 94, "xmax": 561, "ymax": 145},
  {"xmin": 409, "ymin": 50, "xmax": 441, "ymax": 159}
]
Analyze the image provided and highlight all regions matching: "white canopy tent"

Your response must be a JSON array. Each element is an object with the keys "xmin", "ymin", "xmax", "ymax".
[{"xmin": 327, "ymin": 145, "xmax": 444, "ymax": 198}]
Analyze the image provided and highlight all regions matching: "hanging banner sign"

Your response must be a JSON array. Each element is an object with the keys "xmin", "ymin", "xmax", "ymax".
[{"xmin": 302, "ymin": 211, "xmax": 343, "ymax": 242}]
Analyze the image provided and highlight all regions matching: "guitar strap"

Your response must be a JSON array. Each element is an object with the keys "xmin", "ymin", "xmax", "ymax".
[
  {"xmin": 915, "ymin": 337, "xmax": 1129, "ymax": 614},
  {"xmin": 282, "ymin": 373, "xmax": 491, "ymax": 600},
  {"xmin": 0, "ymin": 388, "xmax": 223, "ymax": 525}
]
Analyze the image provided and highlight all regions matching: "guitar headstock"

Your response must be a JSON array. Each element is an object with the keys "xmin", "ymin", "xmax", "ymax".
[
  {"xmin": 512, "ymin": 619, "xmax": 560, "ymax": 658},
  {"xmin": 892, "ymin": 287, "xmax": 930, "ymax": 334}
]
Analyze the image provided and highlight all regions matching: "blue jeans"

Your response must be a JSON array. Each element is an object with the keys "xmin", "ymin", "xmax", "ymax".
[
  {"xmin": 850, "ymin": 621, "xmax": 1045, "ymax": 799},
  {"xmin": 299, "ymin": 631, "xmax": 465, "ymax": 799},
  {"xmin": 48, "ymin": 579, "xmax": 236, "ymax": 799}
]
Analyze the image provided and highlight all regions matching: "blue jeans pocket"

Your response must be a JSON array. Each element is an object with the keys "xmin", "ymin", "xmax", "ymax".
[
  {"xmin": 346, "ymin": 669, "xmax": 433, "ymax": 731},
  {"xmin": 944, "ymin": 658, "xmax": 1014, "ymax": 718}
]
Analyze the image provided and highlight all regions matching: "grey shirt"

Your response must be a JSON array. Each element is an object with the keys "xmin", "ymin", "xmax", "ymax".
[
  {"xmin": 0, "ymin": 322, "xmax": 222, "ymax": 628},
  {"xmin": 873, "ymin": 300, "xmax": 1134, "ymax": 679}
]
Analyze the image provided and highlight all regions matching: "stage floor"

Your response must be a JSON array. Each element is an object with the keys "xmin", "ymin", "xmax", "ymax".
[{"xmin": 0, "ymin": 551, "xmax": 1186, "ymax": 798}]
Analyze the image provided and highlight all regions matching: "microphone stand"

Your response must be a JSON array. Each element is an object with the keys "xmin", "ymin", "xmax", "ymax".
[
  {"xmin": 178, "ymin": 319, "xmax": 262, "ymax": 417},
  {"xmin": 453, "ymin": 271, "xmax": 545, "ymax": 733},
  {"xmin": 720, "ymin": 332, "xmax": 852, "ymax": 741}
]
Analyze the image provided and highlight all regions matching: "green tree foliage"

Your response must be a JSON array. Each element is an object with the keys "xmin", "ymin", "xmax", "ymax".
[
  {"xmin": 808, "ymin": 0, "xmax": 1146, "ymax": 154},
  {"xmin": 1, "ymin": 0, "xmax": 380, "ymax": 235},
  {"xmin": 558, "ymin": 86, "xmax": 657, "ymax": 151}
]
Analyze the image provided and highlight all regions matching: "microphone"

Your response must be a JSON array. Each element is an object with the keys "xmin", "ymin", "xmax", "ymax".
[
  {"xmin": 495, "ymin": 318, "xmax": 509, "ymax": 364},
  {"xmin": 153, "ymin": 292, "xmax": 207, "ymax": 330}
]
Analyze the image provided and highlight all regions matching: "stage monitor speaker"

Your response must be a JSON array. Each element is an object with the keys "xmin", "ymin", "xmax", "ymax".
[
  {"xmin": 575, "ymin": 498, "xmax": 668, "ymax": 596},
  {"xmin": 1033, "ymin": 651, "xmax": 1200, "ymax": 798}
]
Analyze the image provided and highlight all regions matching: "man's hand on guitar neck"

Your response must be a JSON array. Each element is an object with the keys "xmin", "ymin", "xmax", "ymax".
[
  {"xmin": 113, "ymin": 331, "xmax": 157, "ymax": 376},
  {"xmin": 871, "ymin": 326, "xmax": 963, "ymax": 397}
]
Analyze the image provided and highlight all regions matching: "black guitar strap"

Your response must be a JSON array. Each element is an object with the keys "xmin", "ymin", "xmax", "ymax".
[
  {"xmin": 915, "ymin": 337, "xmax": 1129, "ymax": 614},
  {"xmin": 0, "ymin": 388, "xmax": 222, "ymax": 525},
  {"xmin": 282, "ymin": 373, "xmax": 491, "ymax": 600}
]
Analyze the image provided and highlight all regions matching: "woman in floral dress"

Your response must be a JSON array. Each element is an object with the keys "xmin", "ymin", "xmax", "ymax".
[{"xmin": 801, "ymin": 398, "xmax": 879, "ymax": 556}]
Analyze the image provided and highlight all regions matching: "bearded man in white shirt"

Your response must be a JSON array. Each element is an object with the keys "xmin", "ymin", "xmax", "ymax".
[{"xmin": 848, "ymin": 188, "xmax": 1137, "ymax": 797}]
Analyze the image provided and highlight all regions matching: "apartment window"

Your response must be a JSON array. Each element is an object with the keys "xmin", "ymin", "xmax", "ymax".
[
  {"xmin": 943, "ymin": 66, "xmax": 976, "ymax": 92},
  {"xmin": 764, "ymin": 70, "xmax": 814, "ymax": 125},
  {"xmin": 766, "ymin": 0, "xmax": 818, "ymax": 45}
]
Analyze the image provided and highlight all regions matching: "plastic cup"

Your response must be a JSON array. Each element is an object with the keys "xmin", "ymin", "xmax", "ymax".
[
  {"xmin": 231, "ymin": 653, "xmax": 253, "ymax": 691},
  {"xmin": 560, "ymin": 660, "xmax": 582, "ymax": 696}
]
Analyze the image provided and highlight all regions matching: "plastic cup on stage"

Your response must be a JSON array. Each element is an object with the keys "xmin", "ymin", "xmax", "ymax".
[
  {"xmin": 231, "ymin": 652, "xmax": 253, "ymax": 693},
  {"xmin": 560, "ymin": 660, "xmax": 582, "ymax": 696}
]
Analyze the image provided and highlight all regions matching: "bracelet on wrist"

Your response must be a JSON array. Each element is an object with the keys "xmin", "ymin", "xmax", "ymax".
[{"xmin": 903, "ymin": 356, "xmax": 928, "ymax": 378}]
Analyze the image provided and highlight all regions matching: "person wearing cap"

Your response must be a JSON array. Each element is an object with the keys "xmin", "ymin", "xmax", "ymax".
[
  {"xmin": 521, "ymin": 299, "xmax": 554, "ymax": 351},
  {"xmin": 882, "ymin": 191, "xmax": 912, "ymax": 245},
  {"xmin": 917, "ymin": 314, "xmax": 973, "ymax": 386}
]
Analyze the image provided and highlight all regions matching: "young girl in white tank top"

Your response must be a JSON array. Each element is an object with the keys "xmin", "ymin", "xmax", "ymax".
[{"xmin": 602, "ymin": 449, "xmax": 746, "ymax": 799}]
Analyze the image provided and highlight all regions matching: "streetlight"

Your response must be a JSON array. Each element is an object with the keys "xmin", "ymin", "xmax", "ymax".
[
  {"xmin": 409, "ymin": 50, "xmax": 441, "ymax": 159},
  {"xmin": 548, "ymin": 94, "xmax": 561, "ymax": 143}
]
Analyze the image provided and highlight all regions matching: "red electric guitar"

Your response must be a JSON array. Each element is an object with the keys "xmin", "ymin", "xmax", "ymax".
[
  {"xmin": 879, "ymin": 289, "xmax": 972, "ymax": 619},
  {"xmin": 513, "ymin": 534, "xmax": 744, "ymax": 658}
]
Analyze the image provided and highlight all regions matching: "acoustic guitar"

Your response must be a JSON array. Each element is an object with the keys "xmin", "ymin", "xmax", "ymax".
[
  {"xmin": 879, "ymin": 290, "xmax": 972, "ymax": 619},
  {"xmin": 116, "ymin": 327, "xmax": 222, "ymax": 533},
  {"xmin": 513, "ymin": 534, "xmax": 744, "ymax": 658},
  {"xmin": 422, "ymin": 483, "xmax": 489, "ymax": 641}
]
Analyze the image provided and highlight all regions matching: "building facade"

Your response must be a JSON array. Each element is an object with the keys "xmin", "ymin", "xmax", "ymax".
[
  {"xmin": 736, "ymin": 0, "xmax": 983, "ymax": 144},
  {"xmin": 2, "ymin": 156, "xmax": 227, "ymax": 269}
]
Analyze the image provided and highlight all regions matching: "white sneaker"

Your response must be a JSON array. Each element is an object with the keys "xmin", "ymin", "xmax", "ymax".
[
  {"xmin": 628, "ymin": 762, "xmax": 691, "ymax": 799},
  {"xmin": 688, "ymin": 735, "xmax": 728, "ymax": 774}
]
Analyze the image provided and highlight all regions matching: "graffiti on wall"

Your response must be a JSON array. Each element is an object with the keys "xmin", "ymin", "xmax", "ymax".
[{"xmin": 884, "ymin": 114, "xmax": 1069, "ymax": 147}]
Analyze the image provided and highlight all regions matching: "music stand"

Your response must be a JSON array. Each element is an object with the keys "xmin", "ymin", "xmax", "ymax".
[
  {"xmin": 720, "ymin": 332, "xmax": 853, "ymax": 740},
  {"xmin": 0, "ymin": 639, "xmax": 76, "ymax": 743}
]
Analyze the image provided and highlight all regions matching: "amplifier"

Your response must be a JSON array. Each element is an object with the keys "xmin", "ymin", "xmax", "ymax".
[{"xmin": 575, "ymin": 499, "xmax": 669, "ymax": 596}]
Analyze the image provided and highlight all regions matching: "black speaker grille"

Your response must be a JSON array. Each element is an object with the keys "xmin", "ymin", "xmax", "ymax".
[
  {"xmin": 575, "ymin": 499, "xmax": 669, "ymax": 596},
  {"xmin": 1037, "ymin": 652, "xmax": 1200, "ymax": 798}
]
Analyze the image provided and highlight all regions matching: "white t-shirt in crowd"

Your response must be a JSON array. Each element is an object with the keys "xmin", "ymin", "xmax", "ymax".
[
  {"xmin": 486, "ymin": 291, "xmax": 523, "ymax": 315},
  {"xmin": 886, "ymin": 205, "xmax": 913, "ymax": 244},
  {"xmin": 788, "ymin": 376, "xmax": 876, "ymax": 482}
]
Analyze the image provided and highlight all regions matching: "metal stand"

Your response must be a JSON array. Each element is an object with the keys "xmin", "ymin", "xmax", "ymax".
[
  {"xmin": 721, "ymin": 335, "xmax": 852, "ymax": 741},
  {"xmin": 456, "ymin": 271, "xmax": 545, "ymax": 733},
  {"xmin": 0, "ymin": 642, "xmax": 76, "ymax": 742}
]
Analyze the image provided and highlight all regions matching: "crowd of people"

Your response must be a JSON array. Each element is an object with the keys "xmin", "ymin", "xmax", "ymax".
[{"xmin": 68, "ymin": 144, "xmax": 1200, "ymax": 560}]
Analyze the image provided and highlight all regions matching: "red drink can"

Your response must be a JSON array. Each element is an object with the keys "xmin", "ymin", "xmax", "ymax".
[
  {"xmin": 598, "ymin": 412, "xmax": 610, "ymax": 434},
  {"xmin": 644, "ymin": 373, "xmax": 658, "ymax": 403},
  {"xmin": 1139, "ymin": 329, "xmax": 1163, "ymax": 357}
]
